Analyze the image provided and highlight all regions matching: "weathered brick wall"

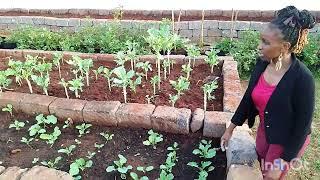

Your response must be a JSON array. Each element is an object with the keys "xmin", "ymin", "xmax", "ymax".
[{"xmin": 0, "ymin": 16, "xmax": 319, "ymax": 43}]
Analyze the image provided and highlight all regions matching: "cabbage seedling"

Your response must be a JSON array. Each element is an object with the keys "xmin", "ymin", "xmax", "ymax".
[
  {"xmin": 181, "ymin": 63, "xmax": 192, "ymax": 80},
  {"xmin": 31, "ymin": 74, "xmax": 50, "ymax": 95},
  {"xmin": 86, "ymin": 151, "xmax": 96, "ymax": 159},
  {"xmin": 52, "ymin": 52, "xmax": 63, "ymax": 78},
  {"xmin": 162, "ymin": 59, "xmax": 171, "ymax": 80},
  {"xmin": 187, "ymin": 161, "xmax": 215, "ymax": 180},
  {"xmin": 106, "ymin": 154, "xmax": 133, "ymax": 179},
  {"xmin": 7, "ymin": 59, "xmax": 23, "ymax": 86},
  {"xmin": 41, "ymin": 156, "xmax": 62, "ymax": 169},
  {"xmin": 68, "ymin": 77, "xmax": 84, "ymax": 98},
  {"xmin": 21, "ymin": 55, "xmax": 37, "ymax": 93},
  {"xmin": 115, "ymin": 51, "xmax": 127, "ymax": 66},
  {"xmin": 40, "ymin": 126, "xmax": 61, "ymax": 146},
  {"xmin": 186, "ymin": 44, "xmax": 201, "ymax": 67},
  {"xmin": 0, "ymin": 70, "xmax": 12, "ymax": 92},
  {"xmin": 129, "ymin": 75, "xmax": 142, "ymax": 93},
  {"xmin": 125, "ymin": 40, "xmax": 139, "ymax": 70},
  {"xmin": 102, "ymin": 67, "xmax": 113, "ymax": 91},
  {"xmin": 130, "ymin": 166, "xmax": 154, "ymax": 180},
  {"xmin": 58, "ymin": 78, "xmax": 69, "ymax": 99},
  {"xmin": 58, "ymin": 145, "xmax": 76, "ymax": 156},
  {"xmin": 136, "ymin": 61, "xmax": 152, "ymax": 80},
  {"xmin": 159, "ymin": 142, "xmax": 179, "ymax": 180},
  {"xmin": 170, "ymin": 76, "xmax": 190, "ymax": 96},
  {"xmin": 9, "ymin": 120, "xmax": 25, "ymax": 130},
  {"xmin": 69, "ymin": 158, "xmax": 93, "ymax": 179},
  {"xmin": 92, "ymin": 66, "xmax": 104, "ymax": 80},
  {"xmin": 169, "ymin": 94, "xmax": 179, "ymax": 107},
  {"xmin": 150, "ymin": 75, "xmax": 160, "ymax": 96},
  {"xmin": 76, "ymin": 123, "xmax": 92, "ymax": 137},
  {"xmin": 2, "ymin": 104, "xmax": 13, "ymax": 116},
  {"xmin": 143, "ymin": 130, "xmax": 163, "ymax": 149},
  {"xmin": 100, "ymin": 132, "xmax": 114, "ymax": 143},
  {"xmin": 205, "ymin": 48, "xmax": 219, "ymax": 73},
  {"xmin": 112, "ymin": 66, "xmax": 135, "ymax": 103},
  {"xmin": 202, "ymin": 79, "xmax": 218, "ymax": 111},
  {"xmin": 21, "ymin": 137, "xmax": 34, "ymax": 148},
  {"xmin": 82, "ymin": 58, "xmax": 93, "ymax": 86},
  {"xmin": 35, "ymin": 61, "xmax": 52, "ymax": 77}
]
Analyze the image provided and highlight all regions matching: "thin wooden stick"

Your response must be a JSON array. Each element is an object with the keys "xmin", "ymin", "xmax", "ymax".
[
  {"xmin": 172, "ymin": 10, "xmax": 175, "ymax": 33},
  {"xmin": 200, "ymin": 9, "xmax": 205, "ymax": 47},
  {"xmin": 230, "ymin": 9, "xmax": 235, "ymax": 40},
  {"xmin": 177, "ymin": 9, "xmax": 182, "ymax": 34}
]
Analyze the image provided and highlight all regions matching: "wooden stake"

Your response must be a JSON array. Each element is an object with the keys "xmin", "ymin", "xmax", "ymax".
[
  {"xmin": 172, "ymin": 10, "xmax": 175, "ymax": 33},
  {"xmin": 200, "ymin": 9, "xmax": 205, "ymax": 47},
  {"xmin": 177, "ymin": 9, "xmax": 182, "ymax": 34},
  {"xmin": 230, "ymin": 9, "xmax": 235, "ymax": 40}
]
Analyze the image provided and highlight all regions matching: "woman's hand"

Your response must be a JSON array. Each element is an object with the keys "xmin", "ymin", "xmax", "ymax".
[{"xmin": 220, "ymin": 129, "xmax": 233, "ymax": 151}]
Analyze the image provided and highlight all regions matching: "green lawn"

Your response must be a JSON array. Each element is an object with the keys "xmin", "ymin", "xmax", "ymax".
[{"xmin": 287, "ymin": 78, "xmax": 320, "ymax": 180}]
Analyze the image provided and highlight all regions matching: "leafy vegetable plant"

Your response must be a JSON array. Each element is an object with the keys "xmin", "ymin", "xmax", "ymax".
[
  {"xmin": 143, "ymin": 130, "xmax": 163, "ymax": 149},
  {"xmin": 193, "ymin": 140, "xmax": 217, "ymax": 159},
  {"xmin": 150, "ymin": 75, "xmax": 160, "ymax": 96},
  {"xmin": 68, "ymin": 77, "xmax": 84, "ymax": 98},
  {"xmin": 0, "ymin": 70, "xmax": 12, "ymax": 92},
  {"xmin": 170, "ymin": 76, "xmax": 190, "ymax": 96},
  {"xmin": 92, "ymin": 66, "xmax": 105, "ymax": 80},
  {"xmin": 39, "ymin": 126, "xmax": 61, "ymax": 146},
  {"xmin": 76, "ymin": 123, "xmax": 92, "ymax": 137},
  {"xmin": 58, "ymin": 78, "xmax": 69, "ymax": 99},
  {"xmin": 205, "ymin": 48, "xmax": 219, "ymax": 73},
  {"xmin": 31, "ymin": 74, "xmax": 50, "ymax": 95},
  {"xmin": 187, "ymin": 161, "xmax": 215, "ymax": 180},
  {"xmin": 112, "ymin": 66, "xmax": 136, "ymax": 103},
  {"xmin": 9, "ymin": 120, "xmax": 25, "ymax": 130},
  {"xmin": 186, "ymin": 44, "xmax": 201, "ymax": 67},
  {"xmin": 130, "ymin": 166, "xmax": 154, "ymax": 180},
  {"xmin": 202, "ymin": 79, "xmax": 218, "ymax": 111},
  {"xmin": 169, "ymin": 94, "xmax": 179, "ymax": 107},
  {"xmin": 100, "ymin": 132, "xmax": 114, "ymax": 143},
  {"xmin": 2, "ymin": 104, "xmax": 13, "ymax": 116},
  {"xmin": 106, "ymin": 154, "xmax": 133, "ymax": 179},
  {"xmin": 102, "ymin": 67, "xmax": 113, "ymax": 91},
  {"xmin": 58, "ymin": 145, "xmax": 76, "ymax": 156},
  {"xmin": 136, "ymin": 61, "xmax": 152, "ymax": 80},
  {"xmin": 41, "ymin": 156, "xmax": 62, "ymax": 169},
  {"xmin": 69, "ymin": 158, "xmax": 93, "ymax": 179},
  {"xmin": 21, "ymin": 137, "xmax": 34, "ymax": 148},
  {"xmin": 52, "ymin": 52, "xmax": 64, "ymax": 78},
  {"xmin": 159, "ymin": 142, "xmax": 179, "ymax": 180},
  {"xmin": 181, "ymin": 63, "xmax": 192, "ymax": 80}
]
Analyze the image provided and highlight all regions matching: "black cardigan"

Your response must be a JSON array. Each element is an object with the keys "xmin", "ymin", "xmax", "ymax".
[{"xmin": 231, "ymin": 54, "xmax": 315, "ymax": 162}]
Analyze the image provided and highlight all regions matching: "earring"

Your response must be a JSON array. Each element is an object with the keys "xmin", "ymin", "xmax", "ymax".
[{"xmin": 275, "ymin": 53, "xmax": 283, "ymax": 71}]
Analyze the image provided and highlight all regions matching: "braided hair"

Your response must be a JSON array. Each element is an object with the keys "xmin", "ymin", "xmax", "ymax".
[{"xmin": 270, "ymin": 6, "xmax": 316, "ymax": 54}]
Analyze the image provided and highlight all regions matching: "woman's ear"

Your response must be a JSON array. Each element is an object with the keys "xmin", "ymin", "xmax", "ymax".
[{"xmin": 282, "ymin": 42, "xmax": 291, "ymax": 52}]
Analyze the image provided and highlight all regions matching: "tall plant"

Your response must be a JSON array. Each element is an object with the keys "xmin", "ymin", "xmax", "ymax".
[
  {"xmin": 112, "ymin": 66, "xmax": 135, "ymax": 103},
  {"xmin": 202, "ymin": 78, "xmax": 218, "ymax": 112}
]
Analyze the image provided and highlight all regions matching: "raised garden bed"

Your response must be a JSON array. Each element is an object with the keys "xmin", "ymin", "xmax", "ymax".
[{"xmin": 0, "ymin": 47, "xmax": 244, "ymax": 179}]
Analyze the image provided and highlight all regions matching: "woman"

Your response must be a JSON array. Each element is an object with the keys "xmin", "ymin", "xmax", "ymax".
[{"xmin": 221, "ymin": 6, "xmax": 316, "ymax": 180}]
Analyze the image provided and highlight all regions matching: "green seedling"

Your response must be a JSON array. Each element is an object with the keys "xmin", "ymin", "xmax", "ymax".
[
  {"xmin": 86, "ymin": 151, "xmax": 96, "ymax": 159},
  {"xmin": 143, "ymin": 130, "xmax": 163, "ymax": 149},
  {"xmin": 130, "ymin": 166, "xmax": 154, "ymax": 180},
  {"xmin": 169, "ymin": 94, "xmax": 179, "ymax": 107},
  {"xmin": 205, "ymin": 48, "xmax": 219, "ymax": 73},
  {"xmin": 2, "ymin": 104, "xmax": 13, "ymax": 116},
  {"xmin": 69, "ymin": 158, "xmax": 93, "ymax": 179},
  {"xmin": 129, "ymin": 75, "xmax": 142, "ymax": 93},
  {"xmin": 202, "ymin": 79, "xmax": 218, "ymax": 111},
  {"xmin": 193, "ymin": 140, "xmax": 216, "ymax": 159},
  {"xmin": 115, "ymin": 51, "xmax": 128, "ymax": 66},
  {"xmin": 39, "ymin": 126, "xmax": 61, "ymax": 146},
  {"xmin": 58, "ymin": 145, "xmax": 76, "ymax": 156},
  {"xmin": 68, "ymin": 77, "xmax": 84, "ymax": 98},
  {"xmin": 52, "ymin": 52, "xmax": 63, "ymax": 78},
  {"xmin": 35, "ymin": 114, "xmax": 58, "ymax": 128},
  {"xmin": 170, "ymin": 76, "xmax": 190, "ymax": 96},
  {"xmin": 32, "ymin": 158, "xmax": 39, "ymax": 164},
  {"xmin": 102, "ymin": 67, "xmax": 113, "ymax": 91},
  {"xmin": 112, "ymin": 66, "xmax": 136, "ymax": 103},
  {"xmin": 136, "ymin": 61, "xmax": 152, "ymax": 80},
  {"xmin": 41, "ymin": 156, "xmax": 62, "ymax": 169},
  {"xmin": 106, "ymin": 154, "xmax": 133, "ymax": 179},
  {"xmin": 9, "ymin": 120, "xmax": 25, "ymax": 130},
  {"xmin": 159, "ymin": 142, "xmax": 179, "ymax": 180},
  {"xmin": 75, "ymin": 139, "xmax": 82, "ymax": 145},
  {"xmin": 0, "ymin": 70, "xmax": 12, "ymax": 92},
  {"xmin": 21, "ymin": 137, "xmax": 34, "ymax": 148},
  {"xmin": 76, "ymin": 123, "xmax": 92, "ymax": 137},
  {"xmin": 63, "ymin": 119, "xmax": 72, "ymax": 129},
  {"xmin": 186, "ymin": 44, "xmax": 201, "ymax": 67},
  {"xmin": 162, "ymin": 59, "xmax": 171, "ymax": 80},
  {"xmin": 31, "ymin": 74, "xmax": 50, "ymax": 95},
  {"xmin": 94, "ymin": 142, "xmax": 105, "ymax": 150},
  {"xmin": 187, "ymin": 161, "xmax": 215, "ymax": 180},
  {"xmin": 182, "ymin": 63, "xmax": 192, "ymax": 80},
  {"xmin": 150, "ymin": 75, "xmax": 160, "ymax": 96},
  {"xmin": 100, "ymin": 132, "xmax": 114, "ymax": 143},
  {"xmin": 58, "ymin": 78, "xmax": 69, "ymax": 99},
  {"xmin": 92, "ymin": 66, "xmax": 105, "ymax": 80}
]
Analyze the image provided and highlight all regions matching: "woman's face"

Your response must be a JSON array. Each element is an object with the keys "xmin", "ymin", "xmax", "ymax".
[{"xmin": 258, "ymin": 25, "xmax": 289, "ymax": 62}]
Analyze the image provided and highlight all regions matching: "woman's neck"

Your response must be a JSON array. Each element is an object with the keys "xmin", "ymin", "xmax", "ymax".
[{"xmin": 271, "ymin": 53, "xmax": 292, "ymax": 70}]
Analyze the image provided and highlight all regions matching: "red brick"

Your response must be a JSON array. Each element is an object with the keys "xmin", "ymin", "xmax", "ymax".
[
  {"xmin": 78, "ymin": 53, "xmax": 97, "ymax": 61},
  {"xmin": 0, "ymin": 92, "xmax": 27, "ymax": 111},
  {"xmin": 203, "ymin": 111, "xmax": 233, "ymax": 138},
  {"xmin": 222, "ymin": 10, "xmax": 233, "ymax": 18},
  {"xmin": 96, "ymin": 53, "xmax": 115, "ymax": 62},
  {"xmin": 163, "ymin": 55, "xmax": 185, "ymax": 65},
  {"xmin": 20, "ymin": 94, "xmax": 57, "ymax": 115},
  {"xmin": 62, "ymin": 51, "xmax": 79, "ymax": 61},
  {"xmin": 4, "ymin": 49, "xmax": 23, "ymax": 59},
  {"xmin": 39, "ymin": 51, "xmax": 54, "ymax": 60},
  {"xmin": 20, "ymin": 165, "xmax": 73, "ymax": 180},
  {"xmin": 261, "ymin": 10, "xmax": 275, "ymax": 18},
  {"xmin": 151, "ymin": 106, "xmax": 191, "ymax": 134},
  {"xmin": 22, "ymin": 49, "xmax": 41, "ymax": 59},
  {"xmin": 224, "ymin": 80, "xmax": 242, "ymax": 97},
  {"xmin": 0, "ymin": 49, "xmax": 6, "ymax": 58},
  {"xmin": 191, "ymin": 108, "xmax": 204, "ymax": 133},
  {"xmin": 186, "ymin": 10, "xmax": 202, "ymax": 17},
  {"xmin": 116, "ymin": 103, "xmax": 155, "ymax": 129},
  {"xmin": 209, "ymin": 10, "xmax": 223, "ymax": 17},
  {"xmin": 223, "ymin": 94, "xmax": 242, "ymax": 113},
  {"xmin": 237, "ymin": 10, "xmax": 249, "ymax": 18},
  {"xmin": 248, "ymin": 10, "xmax": 262, "ymax": 18},
  {"xmin": 83, "ymin": 101, "xmax": 121, "ymax": 126},
  {"xmin": 139, "ymin": 55, "xmax": 157, "ymax": 64},
  {"xmin": 0, "ymin": 166, "xmax": 28, "ymax": 180},
  {"xmin": 223, "ymin": 60, "xmax": 240, "ymax": 81},
  {"xmin": 49, "ymin": 98, "xmax": 87, "ymax": 122}
]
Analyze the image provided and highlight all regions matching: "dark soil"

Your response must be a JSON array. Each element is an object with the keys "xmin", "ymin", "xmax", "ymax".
[
  {"xmin": 0, "ymin": 58, "xmax": 224, "ymax": 112},
  {"xmin": 0, "ymin": 112, "xmax": 227, "ymax": 179}
]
